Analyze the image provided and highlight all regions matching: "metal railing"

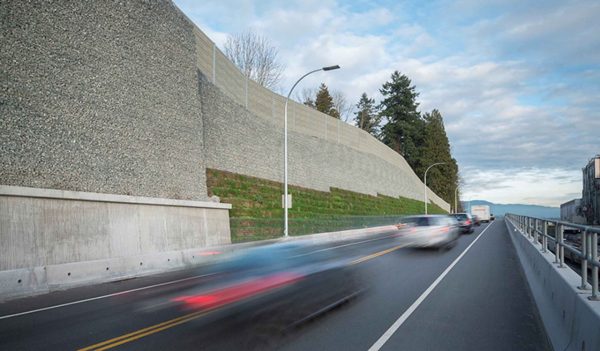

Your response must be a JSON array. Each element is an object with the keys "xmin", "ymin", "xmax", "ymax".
[{"xmin": 506, "ymin": 213, "xmax": 599, "ymax": 301}]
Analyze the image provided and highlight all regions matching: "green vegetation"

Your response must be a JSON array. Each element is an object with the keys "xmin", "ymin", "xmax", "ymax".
[
  {"xmin": 303, "ymin": 83, "xmax": 341, "ymax": 119},
  {"xmin": 207, "ymin": 168, "xmax": 447, "ymax": 242},
  {"xmin": 377, "ymin": 71, "xmax": 459, "ymax": 209}
]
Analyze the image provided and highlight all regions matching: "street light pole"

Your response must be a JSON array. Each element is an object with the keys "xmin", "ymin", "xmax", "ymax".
[
  {"xmin": 454, "ymin": 186, "xmax": 459, "ymax": 213},
  {"xmin": 283, "ymin": 65, "xmax": 340, "ymax": 237},
  {"xmin": 423, "ymin": 162, "xmax": 446, "ymax": 215}
]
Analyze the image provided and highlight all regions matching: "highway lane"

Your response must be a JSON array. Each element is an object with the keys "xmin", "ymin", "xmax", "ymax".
[
  {"xmin": 0, "ymin": 231, "xmax": 399, "ymax": 350},
  {"xmin": 373, "ymin": 217, "xmax": 551, "ymax": 351},
  {"xmin": 0, "ymin": 220, "xmax": 550, "ymax": 350}
]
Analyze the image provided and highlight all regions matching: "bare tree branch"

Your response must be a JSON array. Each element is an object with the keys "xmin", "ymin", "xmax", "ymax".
[
  {"xmin": 223, "ymin": 29, "xmax": 284, "ymax": 90},
  {"xmin": 331, "ymin": 90, "xmax": 353, "ymax": 122},
  {"xmin": 295, "ymin": 87, "xmax": 316, "ymax": 107}
]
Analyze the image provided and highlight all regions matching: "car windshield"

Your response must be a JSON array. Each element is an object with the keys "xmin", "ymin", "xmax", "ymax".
[
  {"xmin": 452, "ymin": 214, "xmax": 468, "ymax": 221},
  {"xmin": 402, "ymin": 216, "xmax": 447, "ymax": 227}
]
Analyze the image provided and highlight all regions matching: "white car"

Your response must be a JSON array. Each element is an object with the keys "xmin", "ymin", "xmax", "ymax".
[{"xmin": 396, "ymin": 215, "xmax": 459, "ymax": 250}]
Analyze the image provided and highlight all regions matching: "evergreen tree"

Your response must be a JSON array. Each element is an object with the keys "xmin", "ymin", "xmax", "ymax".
[
  {"xmin": 419, "ymin": 109, "xmax": 459, "ymax": 205},
  {"xmin": 354, "ymin": 93, "xmax": 381, "ymax": 136},
  {"xmin": 314, "ymin": 83, "xmax": 340, "ymax": 119},
  {"xmin": 379, "ymin": 71, "xmax": 425, "ymax": 171}
]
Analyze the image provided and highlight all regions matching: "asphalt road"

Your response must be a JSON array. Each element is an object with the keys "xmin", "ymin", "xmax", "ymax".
[{"xmin": 0, "ymin": 219, "xmax": 551, "ymax": 350}]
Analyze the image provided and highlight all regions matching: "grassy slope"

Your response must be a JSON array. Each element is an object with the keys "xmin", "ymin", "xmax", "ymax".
[{"xmin": 207, "ymin": 169, "xmax": 446, "ymax": 242}]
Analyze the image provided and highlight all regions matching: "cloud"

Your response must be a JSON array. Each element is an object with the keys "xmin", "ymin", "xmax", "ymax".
[{"xmin": 462, "ymin": 168, "xmax": 582, "ymax": 206}]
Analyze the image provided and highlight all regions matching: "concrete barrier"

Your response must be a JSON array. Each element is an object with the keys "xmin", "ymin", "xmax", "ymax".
[
  {"xmin": 505, "ymin": 218, "xmax": 600, "ymax": 351},
  {"xmin": 0, "ymin": 185, "xmax": 232, "ymax": 301}
]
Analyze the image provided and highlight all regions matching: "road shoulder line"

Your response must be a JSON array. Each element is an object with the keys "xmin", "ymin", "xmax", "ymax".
[{"xmin": 368, "ymin": 221, "xmax": 496, "ymax": 351}]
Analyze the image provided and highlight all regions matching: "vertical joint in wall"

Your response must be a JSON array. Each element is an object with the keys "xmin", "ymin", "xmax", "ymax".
[{"xmin": 212, "ymin": 43, "xmax": 216, "ymax": 84}]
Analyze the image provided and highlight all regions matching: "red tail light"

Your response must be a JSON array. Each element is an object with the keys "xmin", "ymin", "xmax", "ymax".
[
  {"xmin": 173, "ymin": 272, "xmax": 303, "ymax": 310},
  {"xmin": 465, "ymin": 220, "xmax": 471, "ymax": 225}
]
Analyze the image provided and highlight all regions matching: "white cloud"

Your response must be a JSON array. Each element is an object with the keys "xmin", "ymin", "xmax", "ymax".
[{"xmin": 462, "ymin": 168, "xmax": 582, "ymax": 206}]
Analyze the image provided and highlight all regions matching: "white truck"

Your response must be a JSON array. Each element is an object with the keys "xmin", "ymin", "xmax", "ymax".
[{"xmin": 471, "ymin": 205, "xmax": 491, "ymax": 222}]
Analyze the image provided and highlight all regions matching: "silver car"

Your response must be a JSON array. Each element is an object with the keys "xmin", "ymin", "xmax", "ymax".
[{"xmin": 395, "ymin": 215, "xmax": 459, "ymax": 250}]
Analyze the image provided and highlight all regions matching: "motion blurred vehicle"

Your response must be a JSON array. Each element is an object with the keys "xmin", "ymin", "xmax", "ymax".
[
  {"xmin": 395, "ymin": 215, "xmax": 459, "ymax": 250},
  {"xmin": 450, "ymin": 213, "xmax": 474, "ymax": 234},
  {"xmin": 490, "ymin": 213, "xmax": 496, "ymax": 221},
  {"xmin": 161, "ymin": 243, "xmax": 363, "ymax": 348},
  {"xmin": 471, "ymin": 205, "xmax": 491, "ymax": 222},
  {"xmin": 471, "ymin": 214, "xmax": 481, "ymax": 226}
]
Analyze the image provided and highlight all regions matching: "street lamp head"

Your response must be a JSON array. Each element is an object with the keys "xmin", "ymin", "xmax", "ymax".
[{"xmin": 322, "ymin": 65, "xmax": 340, "ymax": 71}]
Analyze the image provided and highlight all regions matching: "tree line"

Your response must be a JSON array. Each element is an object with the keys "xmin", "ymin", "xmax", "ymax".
[{"xmin": 224, "ymin": 30, "xmax": 460, "ymax": 209}]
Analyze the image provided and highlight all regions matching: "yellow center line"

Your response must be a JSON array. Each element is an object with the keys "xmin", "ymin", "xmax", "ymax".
[
  {"xmin": 77, "ymin": 310, "xmax": 210, "ymax": 351},
  {"xmin": 351, "ymin": 244, "xmax": 407, "ymax": 265},
  {"xmin": 78, "ymin": 243, "xmax": 407, "ymax": 350}
]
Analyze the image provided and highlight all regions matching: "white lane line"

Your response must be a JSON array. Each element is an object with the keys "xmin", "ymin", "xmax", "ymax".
[
  {"xmin": 368, "ymin": 221, "xmax": 496, "ymax": 351},
  {"xmin": 0, "ymin": 273, "xmax": 215, "ymax": 320}
]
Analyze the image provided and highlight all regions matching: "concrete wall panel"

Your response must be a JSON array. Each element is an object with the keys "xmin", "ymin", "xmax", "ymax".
[{"xmin": 0, "ymin": 187, "xmax": 231, "ymax": 272}]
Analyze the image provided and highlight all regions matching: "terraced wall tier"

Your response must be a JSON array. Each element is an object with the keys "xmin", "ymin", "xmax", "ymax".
[{"xmin": 207, "ymin": 169, "xmax": 446, "ymax": 242}]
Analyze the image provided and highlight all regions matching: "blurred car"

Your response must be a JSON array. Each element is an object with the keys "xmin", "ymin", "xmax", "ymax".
[
  {"xmin": 395, "ymin": 215, "xmax": 459, "ymax": 250},
  {"xmin": 471, "ymin": 214, "xmax": 481, "ymax": 226},
  {"xmin": 490, "ymin": 213, "xmax": 496, "ymax": 221},
  {"xmin": 450, "ymin": 213, "xmax": 474, "ymax": 234},
  {"xmin": 164, "ymin": 243, "xmax": 364, "ymax": 348}
]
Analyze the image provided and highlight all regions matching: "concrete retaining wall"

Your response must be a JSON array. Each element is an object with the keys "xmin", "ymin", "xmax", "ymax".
[
  {"xmin": 192, "ymin": 17, "xmax": 449, "ymax": 210},
  {"xmin": 505, "ymin": 218, "xmax": 600, "ymax": 351},
  {"xmin": 200, "ymin": 75, "xmax": 447, "ymax": 207},
  {"xmin": 1, "ymin": 0, "xmax": 449, "ymax": 209},
  {"xmin": 0, "ymin": 186, "xmax": 231, "ymax": 301}
]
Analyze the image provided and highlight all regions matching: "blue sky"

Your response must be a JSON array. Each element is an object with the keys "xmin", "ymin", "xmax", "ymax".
[{"xmin": 174, "ymin": 0, "xmax": 600, "ymax": 207}]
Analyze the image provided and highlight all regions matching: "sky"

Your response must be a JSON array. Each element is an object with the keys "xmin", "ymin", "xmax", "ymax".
[{"xmin": 174, "ymin": 0, "xmax": 600, "ymax": 207}]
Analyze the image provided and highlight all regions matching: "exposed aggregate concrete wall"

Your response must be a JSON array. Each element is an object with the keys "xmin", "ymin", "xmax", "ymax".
[{"xmin": 1, "ymin": 0, "xmax": 207, "ymax": 200}]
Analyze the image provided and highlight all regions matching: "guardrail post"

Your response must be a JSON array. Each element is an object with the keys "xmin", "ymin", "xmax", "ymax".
[
  {"xmin": 542, "ymin": 221, "xmax": 548, "ymax": 253},
  {"xmin": 532, "ymin": 218, "xmax": 537, "ymax": 244},
  {"xmin": 589, "ymin": 232, "xmax": 599, "ymax": 301},
  {"xmin": 579, "ymin": 230, "xmax": 589, "ymax": 290},
  {"xmin": 520, "ymin": 215, "xmax": 523, "ymax": 231},
  {"xmin": 558, "ymin": 224, "xmax": 565, "ymax": 268},
  {"xmin": 554, "ymin": 223, "xmax": 560, "ymax": 264},
  {"xmin": 520, "ymin": 216, "xmax": 523, "ymax": 231}
]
